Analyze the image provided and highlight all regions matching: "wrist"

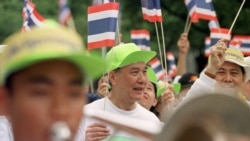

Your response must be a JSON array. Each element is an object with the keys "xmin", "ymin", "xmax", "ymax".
[{"xmin": 204, "ymin": 69, "xmax": 216, "ymax": 79}]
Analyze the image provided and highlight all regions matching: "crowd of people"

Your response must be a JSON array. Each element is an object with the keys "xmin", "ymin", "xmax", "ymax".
[{"xmin": 0, "ymin": 20, "xmax": 250, "ymax": 141}]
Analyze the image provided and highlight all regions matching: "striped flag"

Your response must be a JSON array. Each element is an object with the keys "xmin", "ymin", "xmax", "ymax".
[
  {"xmin": 184, "ymin": 0, "xmax": 198, "ymax": 22},
  {"xmin": 148, "ymin": 57, "xmax": 166, "ymax": 80},
  {"xmin": 131, "ymin": 29, "xmax": 150, "ymax": 51},
  {"xmin": 87, "ymin": 2, "xmax": 119, "ymax": 49},
  {"xmin": 195, "ymin": 0, "xmax": 217, "ymax": 21},
  {"xmin": 22, "ymin": 0, "xmax": 45, "ymax": 31},
  {"xmin": 204, "ymin": 36, "xmax": 211, "ymax": 57},
  {"xmin": 232, "ymin": 35, "xmax": 250, "ymax": 55},
  {"xmin": 141, "ymin": 0, "xmax": 162, "ymax": 22},
  {"xmin": 210, "ymin": 28, "xmax": 231, "ymax": 47},
  {"xmin": 58, "ymin": 0, "xmax": 72, "ymax": 25},
  {"xmin": 229, "ymin": 40, "xmax": 242, "ymax": 49},
  {"xmin": 93, "ymin": 0, "xmax": 115, "ymax": 5},
  {"xmin": 208, "ymin": 20, "xmax": 219, "ymax": 30},
  {"xmin": 166, "ymin": 52, "xmax": 177, "ymax": 78},
  {"xmin": 184, "ymin": 0, "xmax": 217, "ymax": 23}
]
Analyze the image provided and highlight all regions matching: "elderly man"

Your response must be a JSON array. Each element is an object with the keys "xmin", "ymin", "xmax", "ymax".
[
  {"xmin": 182, "ymin": 39, "xmax": 250, "ymax": 103},
  {"xmin": 0, "ymin": 22, "xmax": 106, "ymax": 141},
  {"xmin": 75, "ymin": 43, "xmax": 161, "ymax": 141}
]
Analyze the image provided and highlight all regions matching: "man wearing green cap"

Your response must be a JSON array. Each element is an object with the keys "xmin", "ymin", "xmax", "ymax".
[
  {"xmin": 0, "ymin": 22, "xmax": 106, "ymax": 141},
  {"xmin": 75, "ymin": 43, "xmax": 160, "ymax": 141}
]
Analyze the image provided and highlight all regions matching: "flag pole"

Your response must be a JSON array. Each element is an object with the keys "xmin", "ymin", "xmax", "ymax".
[
  {"xmin": 228, "ymin": 0, "xmax": 245, "ymax": 35},
  {"xmin": 160, "ymin": 22, "xmax": 168, "ymax": 81},
  {"xmin": 154, "ymin": 22, "xmax": 165, "ymax": 74},
  {"xmin": 186, "ymin": 21, "xmax": 192, "ymax": 34},
  {"xmin": 184, "ymin": 14, "xmax": 190, "ymax": 33}
]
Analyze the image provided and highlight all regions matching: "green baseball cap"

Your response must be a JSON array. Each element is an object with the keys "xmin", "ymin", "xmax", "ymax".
[
  {"xmin": 0, "ymin": 21, "xmax": 106, "ymax": 84},
  {"xmin": 147, "ymin": 67, "xmax": 165, "ymax": 97},
  {"xmin": 106, "ymin": 43, "xmax": 156, "ymax": 71}
]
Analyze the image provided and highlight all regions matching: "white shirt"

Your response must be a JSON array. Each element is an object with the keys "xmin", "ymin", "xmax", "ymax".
[
  {"xmin": 74, "ymin": 97, "xmax": 161, "ymax": 141},
  {"xmin": 0, "ymin": 116, "xmax": 13, "ymax": 141}
]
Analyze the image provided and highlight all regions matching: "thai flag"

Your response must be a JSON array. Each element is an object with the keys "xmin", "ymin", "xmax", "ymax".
[
  {"xmin": 166, "ymin": 52, "xmax": 177, "ymax": 78},
  {"xmin": 195, "ymin": 0, "xmax": 217, "ymax": 21},
  {"xmin": 184, "ymin": 0, "xmax": 199, "ymax": 22},
  {"xmin": 232, "ymin": 35, "xmax": 250, "ymax": 55},
  {"xmin": 210, "ymin": 28, "xmax": 231, "ymax": 47},
  {"xmin": 104, "ymin": 0, "xmax": 115, "ymax": 3},
  {"xmin": 131, "ymin": 29, "xmax": 150, "ymax": 51},
  {"xmin": 22, "ymin": 0, "xmax": 45, "ymax": 31},
  {"xmin": 58, "ymin": 0, "xmax": 72, "ymax": 25},
  {"xmin": 229, "ymin": 40, "xmax": 242, "ymax": 49},
  {"xmin": 88, "ymin": 2, "xmax": 119, "ymax": 49},
  {"xmin": 204, "ymin": 36, "xmax": 211, "ymax": 57},
  {"xmin": 208, "ymin": 20, "xmax": 219, "ymax": 30},
  {"xmin": 148, "ymin": 57, "xmax": 166, "ymax": 80},
  {"xmin": 141, "ymin": 0, "xmax": 162, "ymax": 22}
]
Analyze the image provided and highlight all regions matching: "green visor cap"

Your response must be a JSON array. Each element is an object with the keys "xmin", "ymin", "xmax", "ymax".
[
  {"xmin": 106, "ymin": 43, "xmax": 156, "ymax": 72},
  {"xmin": 0, "ymin": 20, "xmax": 106, "ymax": 84},
  {"xmin": 147, "ymin": 67, "xmax": 163, "ymax": 97}
]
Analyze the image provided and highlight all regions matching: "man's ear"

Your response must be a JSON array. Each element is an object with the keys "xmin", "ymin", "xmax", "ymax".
[
  {"xmin": 0, "ymin": 86, "xmax": 11, "ymax": 116},
  {"xmin": 108, "ymin": 71, "xmax": 117, "ymax": 86}
]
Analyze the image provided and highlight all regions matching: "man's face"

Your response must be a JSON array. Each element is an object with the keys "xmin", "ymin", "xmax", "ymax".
[
  {"xmin": 112, "ymin": 62, "xmax": 147, "ymax": 101},
  {"xmin": 3, "ymin": 60, "xmax": 86, "ymax": 141},
  {"xmin": 138, "ymin": 82, "xmax": 157, "ymax": 110},
  {"xmin": 215, "ymin": 61, "xmax": 245, "ymax": 95}
]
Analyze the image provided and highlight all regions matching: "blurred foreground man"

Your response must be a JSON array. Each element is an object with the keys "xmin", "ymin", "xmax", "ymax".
[{"xmin": 0, "ymin": 22, "xmax": 106, "ymax": 141}]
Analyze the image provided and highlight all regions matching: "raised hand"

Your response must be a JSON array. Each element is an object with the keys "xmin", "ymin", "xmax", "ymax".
[{"xmin": 206, "ymin": 39, "xmax": 228, "ymax": 75}]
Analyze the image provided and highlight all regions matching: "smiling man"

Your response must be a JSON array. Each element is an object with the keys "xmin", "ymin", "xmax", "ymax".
[
  {"xmin": 0, "ymin": 22, "xmax": 106, "ymax": 141},
  {"xmin": 182, "ymin": 39, "xmax": 250, "ymax": 103},
  {"xmin": 75, "ymin": 43, "xmax": 160, "ymax": 141}
]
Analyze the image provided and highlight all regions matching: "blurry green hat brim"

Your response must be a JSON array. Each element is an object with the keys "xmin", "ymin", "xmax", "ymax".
[{"xmin": 2, "ymin": 52, "xmax": 106, "ymax": 84}]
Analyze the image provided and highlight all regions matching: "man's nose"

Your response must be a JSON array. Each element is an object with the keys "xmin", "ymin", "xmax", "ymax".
[{"xmin": 223, "ymin": 73, "xmax": 233, "ymax": 83}]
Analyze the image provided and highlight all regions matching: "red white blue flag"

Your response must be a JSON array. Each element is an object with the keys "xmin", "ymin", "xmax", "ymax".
[
  {"xmin": 208, "ymin": 20, "xmax": 219, "ymax": 30},
  {"xmin": 148, "ymin": 57, "xmax": 166, "ymax": 80},
  {"xmin": 204, "ymin": 36, "xmax": 211, "ymax": 57},
  {"xmin": 166, "ymin": 52, "xmax": 177, "ymax": 78},
  {"xmin": 210, "ymin": 28, "xmax": 231, "ymax": 47},
  {"xmin": 131, "ymin": 29, "xmax": 150, "ymax": 51},
  {"xmin": 229, "ymin": 40, "xmax": 242, "ymax": 49},
  {"xmin": 58, "ymin": 0, "xmax": 72, "ymax": 25},
  {"xmin": 231, "ymin": 35, "xmax": 250, "ymax": 55},
  {"xmin": 87, "ymin": 2, "xmax": 119, "ymax": 49},
  {"xmin": 92, "ymin": 0, "xmax": 115, "ymax": 5},
  {"xmin": 141, "ymin": 0, "xmax": 162, "ymax": 22},
  {"xmin": 184, "ymin": 0, "xmax": 198, "ymax": 22},
  {"xmin": 22, "ymin": 0, "xmax": 45, "ymax": 31},
  {"xmin": 184, "ymin": 0, "xmax": 217, "ymax": 23},
  {"xmin": 195, "ymin": 0, "xmax": 217, "ymax": 21}
]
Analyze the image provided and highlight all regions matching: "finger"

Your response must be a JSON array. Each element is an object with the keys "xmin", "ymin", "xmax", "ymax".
[
  {"xmin": 88, "ymin": 122, "xmax": 108, "ymax": 128},
  {"xmin": 86, "ymin": 134, "xmax": 109, "ymax": 141}
]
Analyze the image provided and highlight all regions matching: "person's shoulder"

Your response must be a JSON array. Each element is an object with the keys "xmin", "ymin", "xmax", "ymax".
[
  {"xmin": 0, "ymin": 116, "xmax": 9, "ymax": 130},
  {"xmin": 136, "ymin": 104, "xmax": 160, "ymax": 122},
  {"xmin": 87, "ymin": 93, "xmax": 101, "ymax": 103},
  {"xmin": 85, "ymin": 98, "xmax": 106, "ymax": 109}
]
